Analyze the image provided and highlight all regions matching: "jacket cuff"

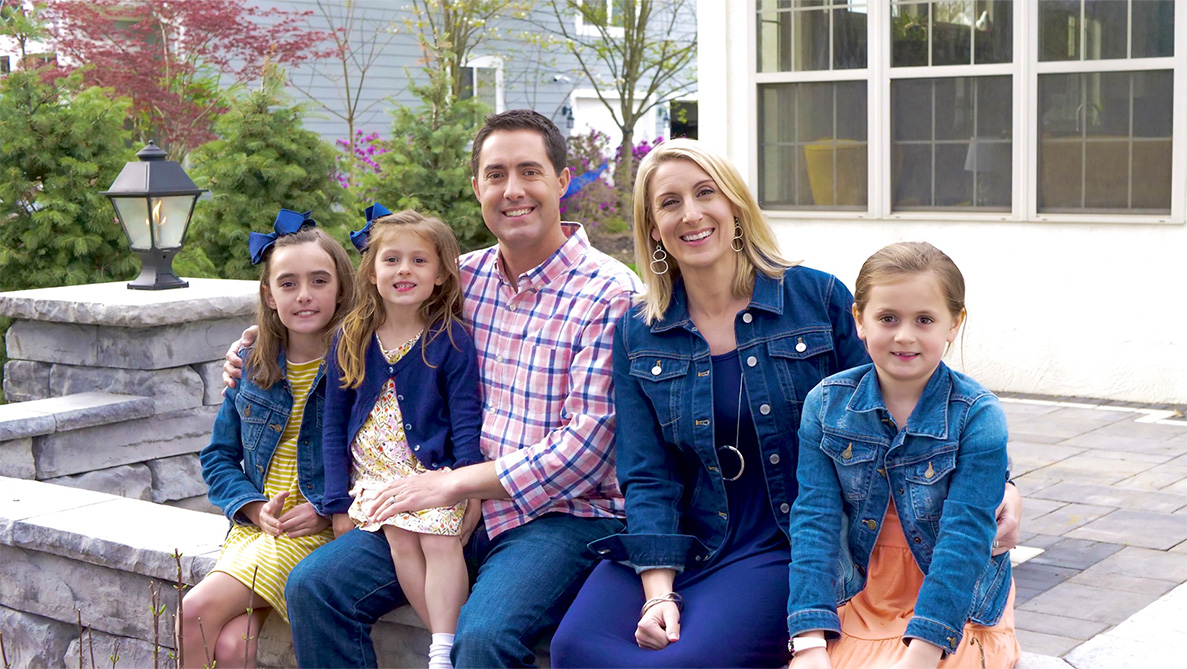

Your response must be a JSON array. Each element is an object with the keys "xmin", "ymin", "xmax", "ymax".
[
  {"xmin": 787, "ymin": 608, "xmax": 842, "ymax": 641},
  {"xmin": 452, "ymin": 456, "xmax": 483, "ymax": 468},
  {"xmin": 904, "ymin": 615, "xmax": 964, "ymax": 656},
  {"xmin": 321, "ymin": 493, "xmax": 352, "ymax": 515},
  {"xmin": 225, "ymin": 494, "xmax": 267, "ymax": 525},
  {"xmin": 586, "ymin": 532, "xmax": 709, "ymax": 573}
]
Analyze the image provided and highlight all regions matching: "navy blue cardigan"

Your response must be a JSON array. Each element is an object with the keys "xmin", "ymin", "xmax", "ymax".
[{"xmin": 321, "ymin": 322, "xmax": 484, "ymax": 515}]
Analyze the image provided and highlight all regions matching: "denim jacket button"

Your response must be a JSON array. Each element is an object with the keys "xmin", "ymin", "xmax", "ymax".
[
  {"xmin": 780, "ymin": 503, "xmax": 790, "ymax": 514},
  {"xmin": 256, "ymin": 464, "xmax": 264, "ymax": 473},
  {"xmin": 795, "ymin": 340, "xmax": 807, "ymax": 353},
  {"xmin": 759, "ymin": 404, "xmax": 771, "ymax": 415},
  {"xmin": 769, "ymin": 453, "xmax": 780, "ymax": 465},
  {"xmin": 742, "ymin": 312, "xmax": 753, "ymax": 323},
  {"xmin": 863, "ymin": 519, "xmax": 877, "ymax": 530},
  {"xmin": 746, "ymin": 356, "xmax": 757, "ymax": 367},
  {"xmin": 598, "ymin": 548, "xmax": 610, "ymax": 555},
  {"xmin": 652, "ymin": 363, "xmax": 662, "ymax": 375}
]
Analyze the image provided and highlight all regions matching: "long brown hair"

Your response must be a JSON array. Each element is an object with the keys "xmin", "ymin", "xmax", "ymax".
[
  {"xmin": 247, "ymin": 227, "xmax": 356, "ymax": 389},
  {"xmin": 336, "ymin": 210, "xmax": 465, "ymax": 388}
]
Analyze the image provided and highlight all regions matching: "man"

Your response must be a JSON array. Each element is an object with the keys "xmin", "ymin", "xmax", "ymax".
[{"xmin": 286, "ymin": 109, "xmax": 641, "ymax": 667}]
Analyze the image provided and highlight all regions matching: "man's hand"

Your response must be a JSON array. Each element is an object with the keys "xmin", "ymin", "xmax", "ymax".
[
  {"xmin": 277, "ymin": 502, "xmax": 331, "ymax": 538},
  {"xmin": 993, "ymin": 482, "xmax": 1022, "ymax": 556},
  {"xmin": 222, "ymin": 325, "xmax": 259, "ymax": 391}
]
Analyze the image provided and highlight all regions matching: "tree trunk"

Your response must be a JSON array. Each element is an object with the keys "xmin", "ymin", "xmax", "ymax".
[{"xmin": 617, "ymin": 129, "xmax": 635, "ymax": 224}]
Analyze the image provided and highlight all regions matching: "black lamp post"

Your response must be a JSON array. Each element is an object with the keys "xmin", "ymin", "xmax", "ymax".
[{"xmin": 101, "ymin": 141, "xmax": 206, "ymax": 290}]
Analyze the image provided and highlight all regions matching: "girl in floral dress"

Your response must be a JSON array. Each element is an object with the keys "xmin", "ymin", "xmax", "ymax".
[{"xmin": 321, "ymin": 206, "xmax": 483, "ymax": 669}]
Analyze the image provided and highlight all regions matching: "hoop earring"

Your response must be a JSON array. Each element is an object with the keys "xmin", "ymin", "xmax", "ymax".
[
  {"xmin": 650, "ymin": 242, "xmax": 670, "ymax": 276},
  {"xmin": 732, "ymin": 217, "xmax": 744, "ymax": 253}
]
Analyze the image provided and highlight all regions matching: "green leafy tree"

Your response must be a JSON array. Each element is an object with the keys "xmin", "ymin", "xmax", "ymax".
[
  {"xmin": 361, "ymin": 59, "xmax": 492, "ymax": 252},
  {"xmin": 0, "ymin": 69, "xmax": 138, "ymax": 290},
  {"xmin": 408, "ymin": 0, "xmax": 534, "ymax": 100},
  {"xmin": 186, "ymin": 70, "xmax": 353, "ymax": 280}
]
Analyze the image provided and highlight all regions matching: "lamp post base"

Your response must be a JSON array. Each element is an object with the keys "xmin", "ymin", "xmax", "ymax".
[{"xmin": 128, "ymin": 250, "xmax": 189, "ymax": 290}]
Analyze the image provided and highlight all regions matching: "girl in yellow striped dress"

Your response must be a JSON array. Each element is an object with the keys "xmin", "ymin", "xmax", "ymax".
[{"xmin": 181, "ymin": 211, "xmax": 354, "ymax": 669}]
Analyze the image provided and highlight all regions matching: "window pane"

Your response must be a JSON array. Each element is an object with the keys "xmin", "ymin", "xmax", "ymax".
[
  {"xmin": 932, "ymin": 0, "xmax": 973, "ymax": 66},
  {"xmin": 1132, "ymin": 0, "xmax": 1174, "ymax": 58},
  {"xmin": 891, "ymin": 76, "xmax": 1012, "ymax": 210},
  {"xmin": 1038, "ymin": 0, "xmax": 1080, "ymax": 61},
  {"xmin": 1038, "ymin": 70, "xmax": 1172, "ymax": 213},
  {"xmin": 758, "ymin": 82, "xmax": 868, "ymax": 209},
  {"xmin": 1083, "ymin": 0, "xmax": 1126, "ymax": 60},
  {"xmin": 892, "ymin": 2, "xmax": 930, "ymax": 66},
  {"xmin": 834, "ymin": 4, "xmax": 868, "ymax": 69},
  {"xmin": 973, "ymin": 0, "xmax": 1012, "ymax": 64}
]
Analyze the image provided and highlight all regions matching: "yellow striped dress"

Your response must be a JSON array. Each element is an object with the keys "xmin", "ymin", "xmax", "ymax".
[{"xmin": 211, "ymin": 357, "xmax": 333, "ymax": 622}]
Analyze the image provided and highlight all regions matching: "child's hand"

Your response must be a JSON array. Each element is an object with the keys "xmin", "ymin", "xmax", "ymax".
[
  {"xmin": 788, "ymin": 647, "xmax": 832, "ymax": 669},
  {"xmin": 993, "ymin": 482, "xmax": 1022, "ymax": 555},
  {"xmin": 221, "ymin": 325, "xmax": 258, "ymax": 392},
  {"xmin": 257, "ymin": 491, "xmax": 288, "ymax": 536},
  {"xmin": 332, "ymin": 513, "xmax": 354, "ymax": 538},
  {"xmin": 277, "ymin": 502, "xmax": 331, "ymax": 538}
]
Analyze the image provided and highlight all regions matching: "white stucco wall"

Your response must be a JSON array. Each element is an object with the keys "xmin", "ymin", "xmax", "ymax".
[{"xmin": 697, "ymin": 0, "xmax": 1187, "ymax": 405}]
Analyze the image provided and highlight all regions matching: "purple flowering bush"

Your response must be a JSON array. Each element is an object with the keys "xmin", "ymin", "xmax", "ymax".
[{"xmin": 335, "ymin": 131, "xmax": 388, "ymax": 191}]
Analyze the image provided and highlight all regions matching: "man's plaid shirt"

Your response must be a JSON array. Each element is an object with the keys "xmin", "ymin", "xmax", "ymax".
[{"xmin": 460, "ymin": 223, "xmax": 642, "ymax": 539}]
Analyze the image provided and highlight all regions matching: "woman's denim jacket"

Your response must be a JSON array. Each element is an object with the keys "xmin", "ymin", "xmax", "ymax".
[
  {"xmin": 787, "ymin": 362, "xmax": 1011, "ymax": 656},
  {"xmin": 200, "ymin": 348, "xmax": 327, "ymax": 524},
  {"xmin": 588, "ymin": 266, "xmax": 869, "ymax": 572},
  {"xmin": 321, "ymin": 323, "xmax": 484, "ymax": 515}
]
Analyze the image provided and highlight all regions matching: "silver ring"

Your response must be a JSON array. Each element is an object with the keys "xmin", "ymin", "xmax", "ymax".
[{"xmin": 993, "ymin": 540, "xmax": 1000, "ymax": 549}]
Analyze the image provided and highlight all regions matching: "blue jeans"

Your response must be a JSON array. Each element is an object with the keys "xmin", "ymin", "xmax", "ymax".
[{"xmin": 286, "ymin": 514, "xmax": 623, "ymax": 668}]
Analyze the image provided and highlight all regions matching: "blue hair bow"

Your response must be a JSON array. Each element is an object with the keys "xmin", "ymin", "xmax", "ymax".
[
  {"xmin": 248, "ymin": 209, "xmax": 316, "ymax": 265},
  {"xmin": 350, "ymin": 203, "xmax": 393, "ymax": 252}
]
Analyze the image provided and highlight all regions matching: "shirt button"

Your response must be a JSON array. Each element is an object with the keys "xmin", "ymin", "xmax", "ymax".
[
  {"xmin": 742, "ymin": 313, "xmax": 752, "ymax": 323},
  {"xmin": 769, "ymin": 453, "xmax": 780, "ymax": 465},
  {"xmin": 746, "ymin": 356, "xmax": 757, "ymax": 367},
  {"xmin": 508, "ymin": 304, "xmax": 516, "ymax": 311},
  {"xmin": 496, "ymin": 355, "xmax": 503, "ymax": 363},
  {"xmin": 780, "ymin": 503, "xmax": 790, "ymax": 514},
  {"xmin": 759, "ymin": 404, "xmax": 770, "ymax": 415}
]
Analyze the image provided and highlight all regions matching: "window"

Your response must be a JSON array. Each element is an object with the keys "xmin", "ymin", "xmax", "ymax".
[
  {"xmin": 577, "ymin": 0, "xmax": 630, "ymax": 37},
  {"xmin": 752, "ymin": 0, "xmax": 1180, "ymax": 220},
  {"xmin": 459, "ymin": 56, "xmax": 504, "ymax": 113},
  {"xmin": 0, "ymin": 56, "xmax": 10, "ymax": 74}
]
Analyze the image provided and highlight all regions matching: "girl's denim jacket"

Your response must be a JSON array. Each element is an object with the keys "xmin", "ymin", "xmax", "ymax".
[
  {"xmin": 321, "ymin": 323, "xmax": 484, "ymax": 515},
  {"xmin": 588, "ymin": 266, "xmax": 869, "ymax": 572},
  {"xmin": 787, "ymin": 362, "xmax": 1011, "ymax": 656},
  {"xmin": 200, "ymin": 348, "xmax": 328, "ymax": 524}
]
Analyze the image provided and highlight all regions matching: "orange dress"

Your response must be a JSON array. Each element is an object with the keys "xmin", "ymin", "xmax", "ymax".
[{"xmin": 829, "ymin": 499, "xmax": 1020, "ymax": 669}]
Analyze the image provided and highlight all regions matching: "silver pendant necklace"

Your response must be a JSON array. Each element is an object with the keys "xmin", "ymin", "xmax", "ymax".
[{"xmin": 717, "ymin": 370, "xmax": 746, "ymax": 482}]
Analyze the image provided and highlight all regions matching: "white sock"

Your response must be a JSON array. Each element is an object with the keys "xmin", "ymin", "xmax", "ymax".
[{"xmin": 428, "ymin": 632, "xmax": 455, "ymax": 669}]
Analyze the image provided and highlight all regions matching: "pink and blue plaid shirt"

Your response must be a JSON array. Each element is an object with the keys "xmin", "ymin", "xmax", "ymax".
[{"xmin": 460, "ymin": 223, "xmax": 641, "ymax": 539}]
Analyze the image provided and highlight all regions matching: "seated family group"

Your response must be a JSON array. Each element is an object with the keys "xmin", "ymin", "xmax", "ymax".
[{"xmin": 182, "ymin": 109, "xmax": 1024, "ymax": 669}]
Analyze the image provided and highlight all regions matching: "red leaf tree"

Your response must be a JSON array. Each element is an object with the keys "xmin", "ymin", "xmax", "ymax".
[{"xmin": 46, "ymin": 0, "xmax": 329, "ymax": 160}]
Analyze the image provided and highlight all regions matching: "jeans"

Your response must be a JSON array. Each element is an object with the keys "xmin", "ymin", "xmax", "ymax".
[{"xmin": 286, "ymin": 513, "xmax": 624, "ymax": 668}]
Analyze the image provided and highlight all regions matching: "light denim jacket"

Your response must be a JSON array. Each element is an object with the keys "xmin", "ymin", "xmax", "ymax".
[
  {"xmin": 200, "ymin": 348, "xmax": 327, "ymax": 524},
  {"xmin": 787, "ymin": 362, "xmax": 1011, "ymax": 655},
  {"xmin": 588, "ymin": 266, "xmax": 869, "ymax": 572}
]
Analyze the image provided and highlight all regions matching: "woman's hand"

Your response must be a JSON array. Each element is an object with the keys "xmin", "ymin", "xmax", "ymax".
[
  {"xmin": 332, "ymin": 513, "xmax": 354, "ymax": 538},
  {"xmin": 992, "ymin": 482, "xmax": 1022, "ymax": 555},
  {"xmin": 277, "ymin": 502, "xmax": 331, "ymax": 538},
  {"xmin": 635, "ymin": 601, "xmax": 680, "ymax": 650},
  {"xmin": 788, "ymin": 647, "xmax": 832, "ymax": 669},
  {"xmin": 222, "ymin": 325, "xmax": 258, "ymax": 391},
  {"xmin": 368, "ymin": 469, "xmax": 458, "ymax": 522}
]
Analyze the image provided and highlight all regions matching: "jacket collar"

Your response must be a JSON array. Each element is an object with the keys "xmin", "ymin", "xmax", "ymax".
[
  {"xmin": 847, "ymin": 362, "xmax": 952, "ymax": 439},
  {"xmin": 649, "ymin": 270, "xmax": 784, "ymax": 334}
]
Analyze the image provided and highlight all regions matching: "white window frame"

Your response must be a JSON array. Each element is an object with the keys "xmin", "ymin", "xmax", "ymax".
[
  {"xmin": 462, "ymin": 55, "xmax": 505, "ymax": 113},
  {"xmin": 748, "ymin": 0, "xmax": 1186, "ymax": 225}
]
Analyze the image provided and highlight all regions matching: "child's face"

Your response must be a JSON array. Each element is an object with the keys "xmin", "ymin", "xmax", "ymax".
[
  {"xmin": 264, "ymin": 242, "xmax": 341, "ymax": 337},
  {"xmin": 854, "ymin": 272, "xmax": 963, "ymax": 392},
  {"xmin": 370, "ymin": 229, "xmax": 444, "ymax": 315}
]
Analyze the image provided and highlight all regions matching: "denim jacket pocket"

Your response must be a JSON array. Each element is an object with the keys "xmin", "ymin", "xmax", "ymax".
[
  {"xmin": 234, "ymin": 390, "xmax": 271, "ymax": 451},
  {"xmin": 769, "ymin": 330, "xmax": 837, "ymax": 406},
  {"xmin": 628, "ymin": 354, "xmax": 689, "ymax": 428},
  {"xmin": 820, "ymin": 435, "xmax": 878, "ymax": 502},
  {"xmin": 903, "ymin": 447, "xmax": 957, "ymax": 521}
]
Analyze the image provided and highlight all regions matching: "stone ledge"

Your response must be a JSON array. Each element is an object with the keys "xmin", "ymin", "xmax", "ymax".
[
  {"xmin": 0, "ymin": 278, "xmax": 257, "ymax": 327},
  {"xmin": 0, "ymin": 393, "xmax": 154, "ymax": 441}
]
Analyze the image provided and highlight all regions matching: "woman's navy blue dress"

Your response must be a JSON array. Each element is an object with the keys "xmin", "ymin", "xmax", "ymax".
[{"xmin": 551, "ymin": 351, "xmax": 793, "ymax": 667}]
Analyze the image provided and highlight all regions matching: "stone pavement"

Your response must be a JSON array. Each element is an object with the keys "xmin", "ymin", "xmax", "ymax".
[{"xmin": 1002, "ymin": 396, "xmax": 1187, "ymax": 668}]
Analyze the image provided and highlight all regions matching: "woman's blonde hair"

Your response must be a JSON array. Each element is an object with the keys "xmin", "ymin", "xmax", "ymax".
[
  {"xmin": 631, "ymin": 138, "xmax": 793, "ymax": 324},
  {"xmin": 336, "ymin": 210, "xmax": 465, "ymax": 388},
  {"xmin": 248, "ymin": 227, "xmax": 356, "ymax": 389}
]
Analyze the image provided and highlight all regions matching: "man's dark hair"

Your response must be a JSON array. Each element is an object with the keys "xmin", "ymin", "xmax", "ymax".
[{"xmin": 470, "ymin": 109, "xmax": 568, "ymax": 179}]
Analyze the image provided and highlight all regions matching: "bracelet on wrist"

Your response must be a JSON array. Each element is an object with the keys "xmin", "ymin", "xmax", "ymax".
[
  {"xmin": 789, "ymin": 635, "xmax": 828, "ymax": 655},
  {"xmin": 640, "ymin": 592, "xmax": 684, "ymax": 617}
]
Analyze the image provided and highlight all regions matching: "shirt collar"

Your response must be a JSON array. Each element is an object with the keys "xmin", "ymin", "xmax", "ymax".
[
  {"xmin": 848, "ymin": 363, "xmax": 952, "ymax": 439},
  {"xmin": 494, "ymin": 221, "xmax": 588, "ymax": 292}
]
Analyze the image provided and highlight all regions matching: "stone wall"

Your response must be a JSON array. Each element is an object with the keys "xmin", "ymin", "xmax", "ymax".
[{"xmin": 0, "ymin": 477, "xmax": 437, "ymax": 668}]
